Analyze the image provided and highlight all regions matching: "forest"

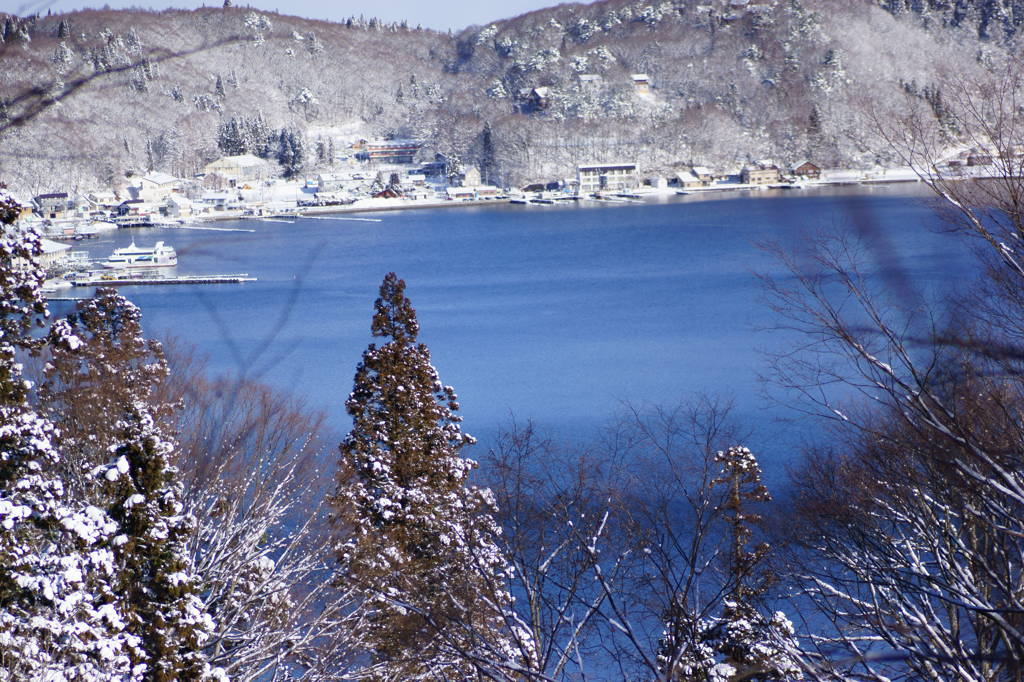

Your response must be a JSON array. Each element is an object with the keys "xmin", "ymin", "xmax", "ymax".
[{"xmin": 1, "ymin": 0, "xmax": 1023, "ymax": 194}]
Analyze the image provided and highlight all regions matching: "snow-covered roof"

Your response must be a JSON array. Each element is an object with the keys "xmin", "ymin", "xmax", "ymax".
[
  {"xmin": 40, "ymin": 238, "xmax": 71, "ymax": 254},
  {"xmin": 631, "ymin": 73, "xmax": 650, "ymax": 82},
  {"xmin": 533, "ymin": 86, "xmax": 551, "ymax": 97},
  {"xmin": 212, "ymin": 154, "xmax": 265, "ymax": 168},
  {"xmin": 691, "ymin": 166, "xmax": 712, "ymax": 175},
  {"xmin": 141, "ymin": 171, "xmax": 178, "ymax": 186},
  {"xmin": 578, "ymin": 162, "xmax": 637, "ymax": 171},
  {"xmin": 578, "ymin": 74, "xmax": 602, "ymax": 82},
  {"xmin": 165, "ymin": 194, "xmax": 192, "ymax": 206}
]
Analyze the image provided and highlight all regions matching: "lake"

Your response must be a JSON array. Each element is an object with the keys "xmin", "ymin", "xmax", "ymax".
[{"xmin": 56, "ymin": 184, "xmax": 978, "ymax": 475}]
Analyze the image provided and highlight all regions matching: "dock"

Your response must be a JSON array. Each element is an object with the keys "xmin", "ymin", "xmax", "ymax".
[{"xmin": 71, "ymin": 274, "xmax": 256, "ymax": 287}]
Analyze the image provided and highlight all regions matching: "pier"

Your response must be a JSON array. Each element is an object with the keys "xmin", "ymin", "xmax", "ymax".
[{"xmin": 71, "ymin": 273, "xmax": 256, "ymax": 286}]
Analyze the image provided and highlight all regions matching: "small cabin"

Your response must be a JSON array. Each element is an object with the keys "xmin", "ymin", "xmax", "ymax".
[{"xmin": 792, "ymin": 161, "xmax": 822, "ymax": 179}]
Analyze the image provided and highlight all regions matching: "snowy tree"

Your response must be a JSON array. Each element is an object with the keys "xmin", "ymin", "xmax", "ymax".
[
  {"xmin": 331, "ymin": 273, "xmax": 526, "ymax": 679},
  {"xmin": 43, "ymin": 289, "xmax": 220, "ymax": 680},
  {"xmin": 40, "ymin": 289, "xmax": 168, "ymax": 504},
  {"xmin": 0, "ymin": 207, "xmax": 139, "ymax": 680},
  {"xmin": 658, "ymin": 447, "xmax": 802, "ymax": 681}
]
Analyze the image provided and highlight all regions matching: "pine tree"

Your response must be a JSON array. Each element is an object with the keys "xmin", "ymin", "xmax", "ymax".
[
  {"xmin": 52, "ymin": 290, "xmax": 219, "ymax": 680},
  {"xmin": 658, "ymin": 447, "xmax": 802, "ymax": 681},
  {"xmin": 332, "ymin": 273, "xmax": 525, "ymax": 679},
  {"xmin": 480, "ymin": 121, "xmax": 496, "ymax": 186},
  {"xmin": 0, "ymin": 199, "xmax": 139, "ymax": 680}
]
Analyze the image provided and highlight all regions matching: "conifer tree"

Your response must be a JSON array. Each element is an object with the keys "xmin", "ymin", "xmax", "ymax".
[
  {"xmin": 332, "ymin": 273, "xmax": 525, "ymax": 679},
  {"xmin": 658, "ymin": 447, "xmax": 802, "ymax": 681},
  {"xmin": 46, "ymin": 289, "xmax": 218, "ymax": 680},
  {"xmin": 0, "ymin": 200, "xmax": 138, "ymax": 679}
]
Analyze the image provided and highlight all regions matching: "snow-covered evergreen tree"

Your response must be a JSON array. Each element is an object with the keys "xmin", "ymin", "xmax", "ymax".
[
  {"xmin": 0, "ymin": 204, "xmax": 139, "ymax": 680},
  {"xmin": 41, "ymin": 288, "xmax": 168, "ymax": 502},
  {"xmin": 332, "ymin": 272, "xmax": 527, "ymax": 679},
  {"xmin": 658, "ymin": 447, "xmax": 802, "ymax": 681},
  {"xmin": 46, "ymin": 289, "xmax": 219, "ymax": 680}
]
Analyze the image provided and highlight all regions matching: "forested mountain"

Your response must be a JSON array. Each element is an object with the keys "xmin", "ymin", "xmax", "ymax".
[{"xmin": 0, "ymin": 0, "xmax": 1018, "ymax": 194}]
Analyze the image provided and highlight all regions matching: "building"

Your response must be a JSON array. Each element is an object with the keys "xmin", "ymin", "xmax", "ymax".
[
  {"xmin": 792, "ymin": 161, "xmax": 821, "ymax": 179},
  {"xmin": 741, "ymin": 165, "xmax": 781, "ymax": 185},
  {"xmin": 38, "ymin": 238, "xmax": 71, "ymax": 268},
  {"xmin": 676, "ymin": 170, "xmax": 709, "ymax": 189},
  {"xmin": 137, "ymin": 171, "xmax": 180, "ymax": 203},
  {"xmin": 577, "ymin": 163, "xmax": 639, "ymax": 194},
  {"xmin": 631, "ymin": 74, "xmax": 651, "ymax": 94},
  {"xmin": 462, "ymin": 166, "xmax": 482, "ymax": 187},
  {"xmin": 363, "ymin": 140, "xmax": 423, "ymax": 164},
  {"xmin": 517, "ymin": 87, "xmax": 551, "ymax": 113},
  {"xmin": 203, "ymin": 154, "xmax": 268, "ymax": 185},
  {"xmin": 578, "ymin": 74, "xmax": 603, "ymax": 89},
  {"xmin": 164, "ymin": 194, "xmax": 193, "ymax": 219},
  {"xmin": 34, "ymin": 192, "xmax": 71, "ymax": 219}
]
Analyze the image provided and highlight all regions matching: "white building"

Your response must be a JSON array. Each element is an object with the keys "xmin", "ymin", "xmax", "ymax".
[
  {"xmin": 137, "ymin": 171, "xmax": 180, "ymax": 203},
  {"xmin": 203, "ymin": 154, "xmax": 269, "ymax": 185},
  {"xmin": 164, "ymin": 194, "xmax": 193, "ymax": 218},
  {"xmin": 577, "ymin": 163, "xmax": 639, "ymax": 194}
]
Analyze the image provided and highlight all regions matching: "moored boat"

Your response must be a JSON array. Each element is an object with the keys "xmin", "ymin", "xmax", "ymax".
[{"xmin": 101, "ymin": 240, "xmax": 177, "ymax": 268}]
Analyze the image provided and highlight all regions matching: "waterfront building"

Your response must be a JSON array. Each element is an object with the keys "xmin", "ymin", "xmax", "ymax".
[
  {"xmin": 792, "ymin": 161, "xmax": 822, "ymax": 179},
  {"xmin": 203, "ymin": 154, "xmax": 269, "ymax": 185},
  {"xmin": 137, "ymin": 171, "xmax": 181, "ymax": 203},
  {"xmin": 577, "ymin": 163, "xmax": 639, "ymax": 194},
  {"xmin": 741, "ymin": 165, "xmax": 781, "ymax": 185},
  {"xmin": 363, "ymin": 140, "xmax": 423, "ymax": 164}
]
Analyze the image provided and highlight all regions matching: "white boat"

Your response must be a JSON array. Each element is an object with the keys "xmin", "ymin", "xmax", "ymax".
[{"xmin": 101, "ymin": 241, "xmax": 177, "ymax": 268}]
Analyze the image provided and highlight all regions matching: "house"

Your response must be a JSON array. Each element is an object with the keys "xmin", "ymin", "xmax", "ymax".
[
  {"xmin": 138, "ymin": 171, "xmax": 180, "ymax": 203},
  {"xmin": 203, "ymin": 154, "xmax": 268, "ymax": 185},
  {"xmin": 676, "ymin": 170, "xmax": 709, "ymax": 189},
  {"xmin": 792, "ymin": 161, "xmax": 822, "ymax": 179},
  {"xmin": 462, "ymin": 166, "xmax": 482, "ymax": 187},
  {"xmin": 164, "ymin": 194, "xmax": 193, "ymax": 219},
  {"xmin": 967, "ymin": 153, "xmax": 993, "ymax": 167},
  {"xmin": 316, "ymin": 173, "xmax": 347, "ymax": 193},
  {"xmin": 631, "ymin": 74, "xmax": 651, "ymax": 94},
  {"xmin": 578, "ymin": 74, "xmax": 603, "ymax": 89},
  {"xmin": 34, "ymin": 192, "xmax": 71, "ymax": 219},
  {"xmin": 518, "ymin": 87, "xmax": 551, "ymax": 113},
  {"xmin": 373, "ymin": 188, "xmax": 402, "ymax": 199},
  {"xmin": 117, "ymin": 199, "xmax": 160, "ymax": 216},
  {"xmin": 86, "ymin": 190, "xmax": 120, "ymax": 210},
  {"xmin": 446, "ymin": 187, "xmax": 476, "ymax": 200},
  {"xmin": 37, "ymin": 238, "xmax": 71, "ymax": 268},
  {"xmin": 199, "ymin": 191, "xmax": 233, "ymax": 209},
  {"xmin": 475, "ymin": 185, "xmax": 502, "ymax": 198},
  {"xmin": 405, "ymin": 171, "xmax": 427, "ymax": 186},
  {"xmin": 741, "ymin": 165, "xmax": 781, "ymax": 185},
  {"xmin": 8, "ymin": 194, "xmax": 34, "ymax": 222},
  {"xmin": 577, "ymin": 163, "xmax": 639, "ymax": 194},
  {"xmin": 691, "ymin": 166, "xmax": 713, "ymax": 182},
  {"xmin": 363, "ymin": 140, "xmax": 423, "ymax": 164}
]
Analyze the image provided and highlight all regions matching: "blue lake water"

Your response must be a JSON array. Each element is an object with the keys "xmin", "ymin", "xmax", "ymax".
[{"xmin": 57, "ymin": 185, "xmax": 978, "ymax": 476}]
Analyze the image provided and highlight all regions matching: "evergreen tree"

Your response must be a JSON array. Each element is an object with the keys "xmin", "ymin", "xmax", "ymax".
[
  {"xmin": 332, "ymin": 273, "xmax": 525, "ymax": 679},
  {"xmin": 213, "ymin": 75, "xmax": 226, "ymax": 100},
  {"xmin": 49, "ymin": 290, "xmax": 218, "ymax": 680},
  {"xmin": 57, "ymin": 17, "xmax": 70, "ymax": 39},
  {"xmin": 658, "ymin": 447, "xmax": 802, "ymax": 681},
  {"xmin": 480, "ymin": 121, "xmax": 496, "ymax": 186},
  {"xmin": 0, "ymin": 200, "xmax": 139, "ymax": 679}
]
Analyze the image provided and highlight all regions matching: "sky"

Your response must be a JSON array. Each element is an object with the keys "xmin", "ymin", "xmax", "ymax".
[{"xmin": 0, "ymin": 0, "xmax": 585, "ymax": 31}]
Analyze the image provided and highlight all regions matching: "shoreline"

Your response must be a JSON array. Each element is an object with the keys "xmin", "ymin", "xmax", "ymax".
[{"xmin": 189, "ymin": 176, "xmax": 931, "ymax": 224}]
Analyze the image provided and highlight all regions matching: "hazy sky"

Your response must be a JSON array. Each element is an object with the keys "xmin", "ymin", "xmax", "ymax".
[{"xmin": 1, "ymin": 0, "xmax": 583, "ymax": 31}]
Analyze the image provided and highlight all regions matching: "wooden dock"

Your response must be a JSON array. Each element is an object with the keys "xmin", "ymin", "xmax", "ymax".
[{"xmin": 71, "ymin": 274, "xmax": 256, "ymax": 287}]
